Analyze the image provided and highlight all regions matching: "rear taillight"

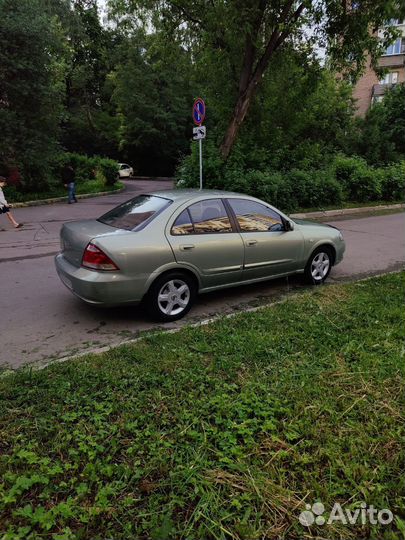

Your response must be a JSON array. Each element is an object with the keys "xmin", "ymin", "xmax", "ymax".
[{"xmin": 82, "ymin": 243, "xmax": 119, "ymax": 271}]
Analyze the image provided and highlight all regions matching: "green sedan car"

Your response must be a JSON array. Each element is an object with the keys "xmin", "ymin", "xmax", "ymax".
[{"xmin": 55, "ymin": 189, "xmax": 345, "ymax": 321}]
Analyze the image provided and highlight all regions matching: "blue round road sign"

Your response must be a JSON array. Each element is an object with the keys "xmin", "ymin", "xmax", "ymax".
[{"xmin": 193, "ymin": 98, "xmax": 206, "ymax": 125}]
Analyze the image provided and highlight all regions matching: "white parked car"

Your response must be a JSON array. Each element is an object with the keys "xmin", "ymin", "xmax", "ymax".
[{"xmin": 117, "ymin": 163, "xmax": 134, "ymax": 178}]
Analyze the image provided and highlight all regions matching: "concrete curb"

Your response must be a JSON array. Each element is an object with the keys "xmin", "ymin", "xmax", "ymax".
[
  {"xmin": 12, "ymin": 185, "xmax": 126, "ymax": 208},
  {"xmin": 290, "ymin": 203, "xmax": 405, "ymax": 219},
  {"xmin": 129, "ymin": 176, "xmax": 174, "ymax": 182}
]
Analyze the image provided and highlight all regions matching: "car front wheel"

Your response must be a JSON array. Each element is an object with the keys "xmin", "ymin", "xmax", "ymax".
[
  {"xmin": 145, "ymin": 272, "xmax": 196, "ymax": 322},
  {"xmin": 304, "ymin": 247, "xmax": 333, "ymax": 285}
]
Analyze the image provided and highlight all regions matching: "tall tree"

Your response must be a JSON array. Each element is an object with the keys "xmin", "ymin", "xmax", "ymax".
[
  {"xmin": 62, "ymin": 0, "xmax": 121, "ymax": 157},
  {"xmin": 108, "ymin": 0, "xmax": 405, "ymax": 160},
  {"xmin": 357, "ymin": 84, "xmax": 405, "ymax": 165},
  {"xmin": 112, "ymin": 33, "xmax": 193, "ymax": 174},
  {"xmin": 0, "ymin": 0, "xmax": 67, "ymax": 189}
]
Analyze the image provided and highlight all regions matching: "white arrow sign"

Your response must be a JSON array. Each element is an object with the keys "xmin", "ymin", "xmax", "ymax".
[{"xmin": 193, "ymin": 126, "xmax": 206, "ymax": 140}]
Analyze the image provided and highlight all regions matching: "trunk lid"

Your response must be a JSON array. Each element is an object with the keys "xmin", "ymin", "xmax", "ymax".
[{"xmin": 60, "ymin": 220, "xmax": 117, "ymax": 267}]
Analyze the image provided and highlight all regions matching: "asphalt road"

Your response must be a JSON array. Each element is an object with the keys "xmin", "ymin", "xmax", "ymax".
[{"xmin": 1, "ymin": 180, "xmax": 404, "ymax": 369}]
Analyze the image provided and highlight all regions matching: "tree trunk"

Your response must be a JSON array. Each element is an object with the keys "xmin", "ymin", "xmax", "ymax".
[
  {"xmin": 220, "ymin": 1, "xmax": 305, "ymax": 160},
  {"xmin": 220, "ymin": 84, "xmax": 257, "ymax": 161},
  {"xmin": 220, "ymin": 28, "xmax": 280, "ymax": 160}
]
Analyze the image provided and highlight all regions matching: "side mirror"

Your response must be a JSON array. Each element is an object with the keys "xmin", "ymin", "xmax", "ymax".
[{"xmin": 284, "ymin": 219, "xmax": 295, "ymax": 231}]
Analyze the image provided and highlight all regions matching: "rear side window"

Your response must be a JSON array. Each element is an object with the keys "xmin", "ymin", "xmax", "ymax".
[
  {"xmin": 171, "ymin": 209, "xmax": 194, "ymax": 235},
  {"xmin": 98, "ymin": 195, "xmax": 172, "ymax": 231},
  {"xmin": 171, "ymin": 199, "xmax": 232, "ymax": 235}
]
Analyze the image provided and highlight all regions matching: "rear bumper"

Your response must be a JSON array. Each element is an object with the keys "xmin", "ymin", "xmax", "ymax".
[{"xmin": 55, "ymin": 253, "xmax": 144, "ymax": 306}]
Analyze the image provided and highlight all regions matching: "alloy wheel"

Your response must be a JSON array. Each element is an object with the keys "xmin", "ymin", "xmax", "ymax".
[
  {"xmin": 310, "ymin": 252, "xmax": 330, "ymax": 282},
  {"xmin": 157, "ymin": 279, "xmax": 190, "ymax": 316}
]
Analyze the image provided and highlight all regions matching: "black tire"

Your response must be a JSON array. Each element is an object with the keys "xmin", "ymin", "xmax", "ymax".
[
  {"xmin": 304, "ymin": 246, "xmax": 333, "ymax": 285},
  {"xmin": 144, "ymin": 271, "xmax": 197, "ymax": 322}
]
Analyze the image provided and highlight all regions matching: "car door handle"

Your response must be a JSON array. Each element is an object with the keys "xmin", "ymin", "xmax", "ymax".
[
  {"xmin": 246, "ymin": 240, "xmax": 258, "ymax": 246},
  {"xmin": 180, "ymin": 244, "xmax": 195, "ymax": 251}
]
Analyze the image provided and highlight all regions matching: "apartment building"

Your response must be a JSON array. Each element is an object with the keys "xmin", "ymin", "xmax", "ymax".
[{"xmin": 352, "ymin": 19, "xmax": 405, "ymax": 116}]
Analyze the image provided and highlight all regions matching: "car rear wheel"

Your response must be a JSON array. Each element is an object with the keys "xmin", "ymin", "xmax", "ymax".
[
  {"xmin": 304, "ymin": 247, "xmax": 333, "ymax": 285},
  {"xmin": 145, "ymin": 272, "xmax": 196, "ymax": 322}
]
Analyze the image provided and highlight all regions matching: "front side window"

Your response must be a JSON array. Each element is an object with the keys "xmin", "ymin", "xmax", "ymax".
[
  {"xmin": 228, "ymin": 199, "xmax": 284, "ymax": 232},
  {"xmin": 171, "ymin": 199, "xmax": 232, "ymax": 235},
  {"xmin": 98, "ymin": 195, "xmax": 171, "ymax": 231}
]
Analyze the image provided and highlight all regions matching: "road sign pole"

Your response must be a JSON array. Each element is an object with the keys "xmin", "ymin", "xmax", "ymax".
[
  {"xmin": 192, "ymin": 98, "xmax": 206, "ymax": 191},
  {"xmin": 199, "ymin": 137, "xmax": 203, "ymax": 190}
]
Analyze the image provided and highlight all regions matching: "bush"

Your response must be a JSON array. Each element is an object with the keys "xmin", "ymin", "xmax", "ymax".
[
  {"xmin": 53, "ymin": 152, "xmax": 119, "ymax": 188},
  {"xmin": 332, "ymin": 155, "xmax": 381, "ymax": 201},
  {"xmin": 243, "ymin": 170, "xmax": 285, "ymax": 205},
  {"xmin": 97, "ymin": 158, "xmax": 120, "ymax": 186},
  {"xmin": 176, "ymin": 141, "xmax": 226, "ymax": 190},
  {"xmin": 222, "ymin": 168, "xmax": 342, "ymax": 213},
  {"xmin": 314, "ymin": 170, "xmax": 344, "ymax": 207},
  {"xmin": 349, "ymin": 166, "xmax": 381, "ymax": 201},
  {"xmin": 176, "ymin": 146, "xmax": 400, "ymax": 211},
  {"xmin": 379, "ymin": 162, "xmax": 405, "ymax": 201},
  {"xmin": 273, "ymin": 169, "xmax": 343, "ymax": 211}
]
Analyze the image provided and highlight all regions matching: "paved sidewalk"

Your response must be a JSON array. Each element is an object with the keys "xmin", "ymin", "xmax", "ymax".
[{"xmin": 0, "ymin": 179, "xmax": 171, "ymax": 262}]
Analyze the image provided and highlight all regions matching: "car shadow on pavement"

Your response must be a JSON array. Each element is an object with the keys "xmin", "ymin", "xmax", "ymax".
[{"xmin": 76, "ymin": 274, "xmax": 305, "ymax": 329}]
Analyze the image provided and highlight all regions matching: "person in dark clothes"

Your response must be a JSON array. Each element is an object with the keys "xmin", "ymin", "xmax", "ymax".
[{"xmin": 62, "ymin": 164, "xmax": 78, "ymax": 204}]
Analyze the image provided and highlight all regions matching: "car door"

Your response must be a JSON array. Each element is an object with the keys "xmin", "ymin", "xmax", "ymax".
[
  {"xmin": 167, "ymin": 198, "xmax": 244, "ymax": 288},
  {"xmin": 227, "ymin": 198, "xmax": 304, "ymax": 280}
]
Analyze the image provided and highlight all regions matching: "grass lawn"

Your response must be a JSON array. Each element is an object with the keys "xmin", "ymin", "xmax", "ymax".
[{"xmin": 0, "ymin": 273, "xmax": 404, "ymax": 540}]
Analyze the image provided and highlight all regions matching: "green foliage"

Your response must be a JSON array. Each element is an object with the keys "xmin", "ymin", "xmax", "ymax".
[
  {"xmin": 176, "ymin": 50, "xmax": 390, "ymax": 210},
  {"xmin": 0, "ymin": 0, "xmax": 66, "ymax": 191},
  {"xmin": 110, "ymin": 0, "xmax": 404, "ymax": 158},
  {"xmin": 1, "ymin": 0, "xmax": 403, "ymax": 194},
  {"xmin": 56, "ymin": 152, "xmax": 119, "ymax": 187},
  {"xmin": 0, "ymin": 273, "xmax": 404, "ymax": 539},
  {"xmin": 332, "ymin": 155, "xmax": 381, "ymax": 201},
  {"xmin": 358, "ymin": 85, "xmax": 405, "ymax": 165},
  {"xmin": 98, "ymin": 158, "xmax": 120, "ymax": 186},
  {"xmin": 379, "ymin": 162, "xmax": 405, "ymax": 201},
  {"xmin": 60, "ymin": 0, "xmax": 122, "ymax": 159},
  {"xmin": 3, "ymin": 150, "xmax": 119, "ymax": 201},
  {"xmin": 112, "ymin": 33, "xmax": 192, "ymax": 175},
  {"xmin": 177, "ymin": 148, "xmax": 402, "ymax": 212}
]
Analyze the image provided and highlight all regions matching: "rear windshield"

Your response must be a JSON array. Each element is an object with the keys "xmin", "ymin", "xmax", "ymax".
[{"xmin": 98, "ymin": 195, "xmax": 172, "ymax": 231}]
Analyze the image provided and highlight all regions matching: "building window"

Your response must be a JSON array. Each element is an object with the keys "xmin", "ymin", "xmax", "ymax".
[
  {"xmin": 383, "ymin": 38, "xmax": 403, "ymax": 56},
  {"xmin": 372, "ymin": 95, "xmax": 384, "ymax": 105},
  {"xmin": 379, "ymin": 71, "xmax": 399, "ymax": 84},
  {"xmin": 387, "ymin": 19, "xmax": 405, "ymax": 26}
]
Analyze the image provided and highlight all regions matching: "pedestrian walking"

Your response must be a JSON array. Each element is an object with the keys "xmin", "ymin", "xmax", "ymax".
[
  {"xmin": 62, "ymin": 163, "xmax": 78, "ymax": 204},
  {"xmin": 0, "ymin": 177, "xmax": 23, "ymax": 229}
]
